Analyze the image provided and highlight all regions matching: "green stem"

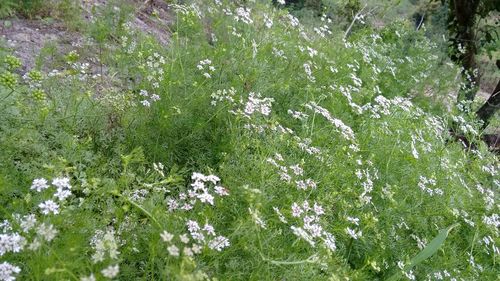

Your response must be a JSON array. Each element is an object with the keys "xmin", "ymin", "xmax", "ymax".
[{"xmin": 118, "ymin": 193, "xmax": 162, "ymax": 228}]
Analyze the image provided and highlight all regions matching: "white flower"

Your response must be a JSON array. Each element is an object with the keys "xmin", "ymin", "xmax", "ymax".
[
  {"xmin": 203, "ymin": 224, "xmax": 215, "ymax": 236},
  {"xmin": 52, "ymin": 177, "xmax": 71, "ymax": 190},
  {"xmin": 346, "ymin": 227, "xmax": 362, "ymax": 240},
  {"xmin": 54, "ymin": 188, "xmax": 72, "ymax": 201},
  {"xmin": 36, "ymin": 223, "xmax": 58, "ymax": 242},
  {"xmin": 101, "ymin": 264, "xmax": 119, "ymax": 279},
  {"xmin": 197, "ymin": 191, "xmax": 214, "ymax": 205},
  {"xmin": 31, "ymin": 178, "xmax": 49, "ymax": 192},
  {"xmin": 167, "ymin": 245, "xmax": 179, "ymax": 257},
  {"xmin": 214, "ymin": 185, "xmax": 229, "ymax": 196},
  {"xmin": 141, "ymin": 100, "xmax": 151, "ymax": 107},
  {"xmin": 186, "ymin": 220, "xmax": 200, "ymax": 233},
  {"xmin": 80, "ymin": 274, "xmax": 96, "ymax": 281},
  {"xmin": 183, "ymin": 247, "xmax": 193, "ymax": 257},
  {"xmin": 0, "ymin": 233, "xmax": 26, "ymax": 256},
  {"xmin": 160, "ymin": 231, "xmax": 174, "ymax": 242},
  {"xmin": 150, "ymin": 94, "xmax": 160, "ymax": 101},
  {"xmin": 90, "ymin": 229, "xmax": 119, "ymax": 263},
  {"xmin": 277, "ymin": 0, "xmax": 286, "ymax": 5},
  {"xmin": 179, "ymin": 234, "xmax": 190, "ymax": 244},
  {"xmin": 191, "ymin": 244, "xmax": 202, "ymax": 254},
  {"xmin": 291, "ymin": 202, "xmax": 303, "ymax": 217},
  {"xmin": 313, "ymin": 203, "xmax": 324, "ymax": 216},
  {"xmin": 28, "ymin": 238, "xmax": 41, "ymax": 251},
  {"xmin": 208, "ymin": 236, "xmax": 230, "ymax": 251},
  {"xmin": 20, "ymin": 214, "xmax": 37, "ymax": 233},
  {"xmin": 39, "ymin": 200, "xmax": 60, "ymax": 215},
  {"xmin": 0, "ymin": 262, "xmax": 21, "ymax": 281}
]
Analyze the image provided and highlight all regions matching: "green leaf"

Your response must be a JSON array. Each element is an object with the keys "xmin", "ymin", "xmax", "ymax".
[{"xmin": 387, "ymin": 223, "xmax": 459, "ymax": 281}]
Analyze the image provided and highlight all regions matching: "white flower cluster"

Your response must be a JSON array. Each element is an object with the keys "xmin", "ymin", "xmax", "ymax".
[
  {"xmin": 101, "ymin": 264, "xmax": 119, "ymax": 279},
  {"xmin": 287, "ymin": 109, "xmax": 308, "ymax": 121},
  {"xmin": 167, "ymin": 172, "xmax": 228, "ymax": 211},
  {"xmin": 272, "ymin": 47, "xmax": 287, "ymax": 60},
  {"xmin": 234, "ymin": 7, "xmax": 253, "ymax": 25},
  {"xmin": 30, "ymin": 177, "xmax": 72, "ymax": 216},
  {"xmin": 286, "ymin": 14, "xmax": 300, "ymax": 28},
  {"xmin": 305, "ymin": 102, "xmax": 355, "ymax": 142},
  {"xmin": 197, "ymin": 59, "xmax": 216, "ymax": 78},
  {"xmin": 0, "ymin": 233, "xmax": 26, "ymax": 256},
  {"xmin": 263, "ymin": 13, "xmax": 273, "ymax": 29},
  {"xmin": 161, "ymin": 220, "xmax": 229, "ymax": 258},
  {"xmin": 0, "ymin": 262, "xmax": 21, "ymax": 281},
  {"xmin": 287, "ymin": 201, "xmax": 336, "ymax": 251},
  {"xmin": 145, "ymin": 52, "xmax": 166, "ymax": 89},
  {"xmin": 303, "ymin": 62, "xmax": 315, "ymax": 83},
  {"xmin": 90, "ymin": 229, "xmax": 120, "ymax": 263},
  {"xmin": 138, "ymin": 89, "xmax": 160, "ymax": 107},
  {"xmin": 266, "ymin": 153, "xmax": 317, "ymax": 190},
  {"xmin": 210, "ymin": 87, "xmax": 236, "ymax": 106},
  {"xmin": 314, "ymin": 15, "xmax": 332, "ymax": 38},
  {"xmin": 417, "ymin": 176, "xmax": 443, "ymax": 196},
  {"xmin": 243, "ymin": 92, "xmax": 274, "ymax": 117}
]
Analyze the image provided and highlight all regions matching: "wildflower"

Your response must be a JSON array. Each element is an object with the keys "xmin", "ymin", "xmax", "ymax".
[
  {"xmin": 150, "ymin": 94, "xmax": 160, "ymax": 101},
  {"xmin": 36, "ymin": 223, "xmax": 58, "ymax": 242},
  {"xmin": 323, "ymin": 232, "xmax": 337, "ymax": 251},
  {"xmin": 277, "ymin": 0, "xmax": 285, "ymax": 4},
  {"xmin": 244, "ymin": 92, "xmax": 273, "ymax": 117},
  {"xmin": 167, "ymin": 245, "xmax": 180, "ymax": 257},
  {"xmin": 19, "ymin": 214, "xmax": 37, "ymax": 233},
  {"xmin": 273, "ymin": 207, "xmax": 288, "ymax": 223},
  {"xmin": 31, "ymin": 178, "xmax": 49, "ymax": 192},
  {"xmin": 0, "ymin": 262, "xmax": 21, "ymax": 281},
  {"xmin": 52, "ymin": 177, "xmax": 71, "ymax": 190},
  {"xmin": 179, "ymin": 234, "xmax": 190, "ymax": 244},
  {"xmin": 0, "ymin": 233, "xmax": 26, "ymax": 256},
  {"xmin": 263, "ymin": 14, "xmax": 273, "ymax": 28},
  {"xmin": 101, "ymin": 264, "xmax": 119, "ymax": 279},
  {"xmin": 346, "ymin": 227, "xmax": 362, "ymax": 240},
  {"xmin": 141, "ymin": 100, "xmax": 151, "ymax": 107},
  {"xmin": 291, "ymin": 226, "xmax": 315, "ymax": 247},
  {"xmin": 214, "ymin": 186, "xmax": 229, "ymax": 196},
  {"xmin": 313, "ymin": 203, "xmax": 324, "ymax": 216},
  {"xmin": 91, "ymin": 229, "xmax": 120, "ymax": 263},
  {"xmin": 208, "ymin": 236, "xmax": 230, "ymax": 251},
  {"xmin": 54, "ymin": 188, "xmax": 72, "ymax": 201},
  {"xmin": 28, "ymin": 238, "xmax": 41, "ymax": 251},
  {"xmin": 183, "ymin": 247, "xmax": 193, "ymax": 256},
  {"xmin": 289, "ymin": 165, "xmax": 303, "ymax": 176},
  {"xmin": 160, "ymin": 231, "xmax": 174, "ymax": 242},
  {"xmin": 203, "ymin": 224, "xmax": 215, "ymax": 236},
  {"xmin": 80, "ymin": 274, "xmax": 96, "ymax": 281},
  {"xmin": 291, "ymin": 203, "xmax": 303, "ymax": 217},
  {"xmin": 39, "ymin": 200, "xmax": 60, "ymax": 215}
]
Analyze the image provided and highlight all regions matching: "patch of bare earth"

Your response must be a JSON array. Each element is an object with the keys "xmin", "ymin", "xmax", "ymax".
[{"xmin": 0, "ymin": 0, "xmax": 172, "ymax": 71}]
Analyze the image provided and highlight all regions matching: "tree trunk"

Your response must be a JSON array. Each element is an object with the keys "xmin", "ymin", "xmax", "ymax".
[
  {"xmin": 476, "ymin": 79, "xmax": 500, "ymax": 129},
  {"xmin": 449, "ymin": 0, "xmax": 481, "ymax": 101}
]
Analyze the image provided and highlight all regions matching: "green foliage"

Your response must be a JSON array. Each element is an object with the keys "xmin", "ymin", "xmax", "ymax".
[{"xmin": 0, "ymin": 1, "xmax": 498, "ymax": 280}]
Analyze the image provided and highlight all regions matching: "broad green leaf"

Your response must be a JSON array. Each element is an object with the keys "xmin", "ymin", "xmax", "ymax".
[{"xmin": 387, "ymin": 223, "xmax": 459, "ymax": 281}]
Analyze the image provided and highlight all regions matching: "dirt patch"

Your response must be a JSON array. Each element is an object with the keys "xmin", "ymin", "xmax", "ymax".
[
  {"xmin": 0, "ymin": 19, "xmax": 83, "ymax": 71},
  {"xmin": 0, "ymin": 0, "xmax": 172, "ymax": 71}
]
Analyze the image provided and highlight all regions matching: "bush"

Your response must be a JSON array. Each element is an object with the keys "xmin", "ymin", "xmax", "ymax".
[{"xmin": 0, "ymin": 1, "xmax": 497, "ymax": 280}]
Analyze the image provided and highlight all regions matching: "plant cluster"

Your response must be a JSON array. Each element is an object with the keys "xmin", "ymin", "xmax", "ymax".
[{"xmin": 0, "ymin": 0, "xmax": 498, "ymax": 280}]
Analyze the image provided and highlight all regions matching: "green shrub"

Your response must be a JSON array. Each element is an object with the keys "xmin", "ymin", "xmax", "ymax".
[{"xmin": 0, "ymin": 1, "xmax": 497, "ymax": 280}]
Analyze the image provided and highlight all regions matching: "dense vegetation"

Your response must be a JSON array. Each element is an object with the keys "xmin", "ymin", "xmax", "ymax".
[{"xmin": 0, "ymin": 0, "xmax": 498, "ymax": 280}]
